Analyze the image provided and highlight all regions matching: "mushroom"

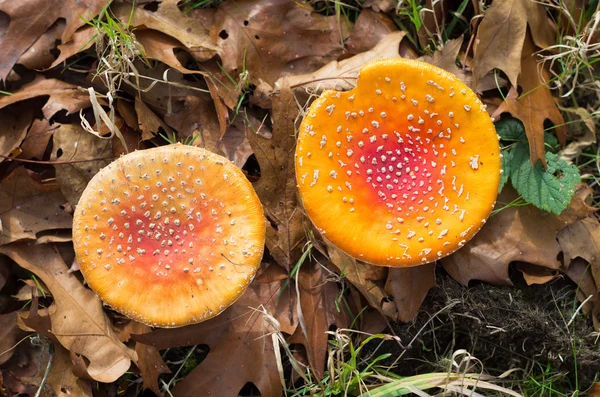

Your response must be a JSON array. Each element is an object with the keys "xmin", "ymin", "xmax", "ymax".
[
  {"xmin": 295, "ymin": 59, "xmax": 501, "ymax": 267},
  {"xmin": 72, "ymin": 144, "xmax": 266, "ymax": 327}
]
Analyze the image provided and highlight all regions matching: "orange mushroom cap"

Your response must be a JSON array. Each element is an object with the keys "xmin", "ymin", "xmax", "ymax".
[
  {"xmin": 73, "ymin": 144, "xmax": 265, "ymax": 327},
  {"xmin": 295, "ymin": 59, "xmax": 501, "ymax": 267}
]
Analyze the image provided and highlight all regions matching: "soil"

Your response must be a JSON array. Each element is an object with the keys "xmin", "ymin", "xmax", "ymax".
[{"xmin": 377, "ymin": 266, "xmax": 600, "ymax": 392}]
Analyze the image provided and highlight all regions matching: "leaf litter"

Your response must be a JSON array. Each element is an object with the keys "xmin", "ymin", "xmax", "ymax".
[{"xmin": 0, "ymin": 0, "xmax": 599, "ymax": 396}]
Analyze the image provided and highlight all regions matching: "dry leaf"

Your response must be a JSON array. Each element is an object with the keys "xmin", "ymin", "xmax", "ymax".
[
  {"xmin": 134, "ymin": 97, "xmax": 174, "ymax": 141},
  {"xmin": 440, "ymin": 186, "xmax": 593, "ymax": 286},
  {"xmin": 385, "ymin": 263, "xmax": 436, "ymax": 322},
  {"xmin": 120, "ymin": 322, "xmax": 170, "ymax": 396},
  {"xmin": 211, "ymin": 0, "xmax": 348, "ymax": 86},
  {"xmin": 0, "ymin": 75, "xmax": 89, "ymax": 119},
  {"xmin": 50, "ymin": 124, "xmax": 113, "ymax": 206},
  {"xmin": 136, "ymin": 29, "xmax": 206, "ymax": 75},
  {"xmin": 559, "ymin": 107, "xmax": 597, "ymax": 163},
  {"xmin": 564, "ymin": 258, "xmax": 600, "ymax": 330},
  {"xmin": 49, "ymin": 26, "xmax": 96, "ymax": 69},
  {"xmin": 493, "ymin": 34, "xmax": 567, "ymax": 166},
  {"xmin": 472, "ymin": 0, "xmax": 555, "ymax": 89},
  {"xmin": 0, "ymin": 107, "xmax": 32, "ymax": 162},
  {"xmin": 247, "ymin": 84, "xmax": 305, "ymax": 270},
  {"xmin": 0, "ymin": 243, "xmax": 136, "ymax": 382},
  {"xmin": 345, "ymin": 9, "xmax": 397, "ymax": 55},
  {"xmin": 327, "ymin": 241, "xmax": 389, "ymax": 316},
  {"xmin": 219, "ymin": 114, "xmax": 264, "ymax": 169},
  {"xmin": 19, "ymin": 118, "xmax": 55, "ymax": 160},
  {"xmin": 0, "ymin": 0, "xmax": 105, "ymax": 80},
  {"xmin": 113, "ymin": 0, "xmax": 218, "ymax": 61},
  {"xmin": 281, "ymin": 31, "xmax": 409, "ymax": 96},
  {"xmin": 16, "ymin": 20, "xmax": 65, "ymax": 70},
  {"xmin": 516, "ymin": 262, "xmax": 560, "ymax": 285},
  {"xmin": 46, "ymin": 344, "xmax": 93, "ymax": 397},
  {"xmin": 558, "ymin": 217, "xmax": 600, "ymax": 290},
  {"xmin": 289, "ymin": 261, "xmax": 350, "ymax": 379},
  {"xmin": 0, "ymin": 312, "xmax": 25, "ymax": 366},
  {"xmin": 134, "ymin": 265, "xmax": 295, "ymax": 397},
  {"xmin": 0, "ymin": 167, "xmax": 73, "ymax": 245}
]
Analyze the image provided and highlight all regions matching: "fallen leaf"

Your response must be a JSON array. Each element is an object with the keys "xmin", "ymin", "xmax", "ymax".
[
  {"xmin": 0, "ymin": 243, "xmax": 136, "ymax": 383},
  {"xmin": 440, "ymin": 186, "xmax": 593, "ymax": 286},
  {"xmin": 247, "ymin": 84, "xmax": 305, "ymax": 270},
  {"xmin": 136, "ymin": 29, "xmax": 206, "ymax": 75},
  {"xmin": 516, "ymin": 262, "xmax": 560, "ymax": 285},
  {"xmin": 123, "ymin": 322, "xmax": 170, "ymax": 396},
  {"xmin": 0, "ymin": 0, "xmax": 106, "ymax": 80},
  {"xmin": 0, "ymin": 167, "xmax": 73, "ymax": 245},
  {"xmin": 18, "ymin": 119, "xmax": 55, "ymax": 160},
  {"xmin": 0, "ymin": 313, "xmax": 25, "ymax": 366},
  {"xmin": 558, "ymin": 107, "xmax": 597, "ymax": 163},
  {"xmin": 345, "ymin": 9, "xmax": 397, "ymax": 55},
  {"xmin": 564, "ymin": 258, "xmax": 600, "ymax": 330},
  {"xmin": 289, "ymin": 260, "xmax": 350, "ymax": 379},
  {"xmin": 49, "ymin": 26, "xmax": 96, "ymax": 69},
  {"xmin": 46, "ymin": 344, "xmax": 93, "ymax": 397},
  {"xmin": 363, "ymin": 0, "xmax": 396, "ymax": 13},
  {"xmin": 134, "ymin": 98, "xmax": 174, "ymax": 141},
  {"xmin": 0, "ymin": 336, "xmax": 49, "ymax": 395},
  {"xmin": 558, "ymin": 217, "xmax": 600, "ymax": 291},
  {"xmin": 472, "ymin": 0, "xmax": 555, "ymax": 89},
  {"xmin": 385, "ymin": 263, "xmax": 436, "ymax": 322},
  {"xmin": 113, "ymin": 0, "xmax": 218, "ymax": 61},
  {"xmin": 493, "ymin": 34, "xmax": 567, "ymax": 166},
  {"xmin": 134, "ymin": 265, "xmax": 296, "ymax": 397},
  {"xmin": 326, "ymin": 241, "xmax": 389, "ymax": 317},
  {"xmin": 280, "ymin": 31, "xmax": 409, "ymax": 97},
  {"xmin": 0, "ymin": 107, "xmax": 32, "ymax": 162},
  {"xmin": 211, "ymin": 0, "xmax": 348, "ymax": 86},
  {"xmin": 219, "ymin": 113, "xmax": 263, "ymax": 169},
  {"xmin": 0, "ymin": 75, "xmax": 90, "ymax": 119},
  {"xmin": 50, "ymin": 124, "xmax": 113, "ymax": 206},
  {"xmin": 16, "ymin": 20, "xmax": 65, "ymax": 70}
]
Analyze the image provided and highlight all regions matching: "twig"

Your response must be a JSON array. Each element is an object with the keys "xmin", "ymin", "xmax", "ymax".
[
  {"xmin": 0, "ymin": 153, "xmax": 115, "ymax": 165},
  {"xmin": 567, "ymin": 294, "xmax": 594, "ymax": 327},
  {"xmin": 34, "ymin": 342, "xmax": 55, "ymax": 397}
]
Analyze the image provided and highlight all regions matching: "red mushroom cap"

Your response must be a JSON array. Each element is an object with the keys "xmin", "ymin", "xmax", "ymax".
[
  {"xmin": 295, "ymin": 59, "xmax": 501, "ymax": 267},
  {"xmin": 73, "ymin": 144, "xmax": 265, "ymax": 327}
]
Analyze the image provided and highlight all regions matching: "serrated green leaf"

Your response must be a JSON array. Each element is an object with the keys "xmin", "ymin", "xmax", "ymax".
[
  {"xmin": 510, "ymin": 143, "xmax": 580, "ymax": 214},
  {"xmin": 499, "ymin": 149, "xmax": 511, "ymax": 192},
  {"xmin": 495, "ymin": 117, "xmax": 526, "ymax": 142}
]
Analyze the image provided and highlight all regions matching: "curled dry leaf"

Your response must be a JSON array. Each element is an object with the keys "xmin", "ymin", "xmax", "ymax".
[
  {"xmin": 0, "ymin": 75, "xmax": 90, "ymax": 119},
  {"xmin": 0, "ymin": 167, "xmax": 73, "ymax": 245},
  {"xmin": 493, "ymin": 34, "xmax": 567, "ymax": 166},
  {"xmin": 564, "ymin": 258, "xmax": 600, "ymax": 330},
  {"xmin": 516, "ymin": 262, "xmax": 560, "ymax": 285},
  {"xmin": 472, "ymin": 0, "xmax": 555, "ymax": 89},
  {"xmin": 211, "ymin": 0, "xmax": 349, "ymax": 87},
  {"xmin": 440, "ymin": 186, "xmax": 595, "ymax": 286},
  {"xmin": 247, "ymin": 84, "xmax": 305, "ymax": 270},
  {"xmin": 0, "ymin": 243, "xmax": 136, "ymax": 383},
  {"xmin": 219, "ymin": 113, "xmax": 264, "ymax": 169},
  {"xmin": 558, "ymin": 217, "xmax": 600, "ymax": 291},
  {"xmin": 134, "ymin": 265, "xmax": 296, "ymax": 397},
  {"xmin": 113, "ymin": 0, "xmax": 218, "ymax": 61},
  {"xmin": 46, "ymin": 344, "xmax": 93, "ymax": 397},
  {"xmin": 50, "ymin": 124, "xmax": 113, "ymax": 207},
  {"xmin": 0, "ymin": 0, "xmax": 105, "ymax": 80},
  {"xmin": 289, "ymin": 260, "xmax": 350, "ymax": 379}
]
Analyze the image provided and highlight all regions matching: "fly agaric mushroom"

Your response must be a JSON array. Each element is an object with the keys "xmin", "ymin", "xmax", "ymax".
[
  {"xmin": 295, "ymin": 58, "xmax": 501, "ymax": 267},
  {"xmin": 72, "ymin": 144, "xmax": 265, "ymax": 327}
]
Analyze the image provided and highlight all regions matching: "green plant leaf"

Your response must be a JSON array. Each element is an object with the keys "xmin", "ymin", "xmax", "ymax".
[
  {"xmin": 510, "ymin": 143, "xmax": 580, "ymax": 214},
  {"xmin": 499, "ymin": 149, "xmax": 512, "ymax": 192},
  {"xmin": 496, "ymin": 116, "xmax": 526, "ymax": 142}
]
